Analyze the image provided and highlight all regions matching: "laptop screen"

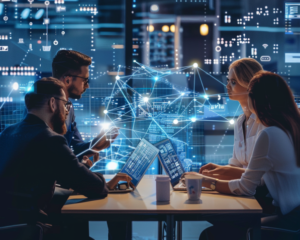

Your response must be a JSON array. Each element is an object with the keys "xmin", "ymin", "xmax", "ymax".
[
  {"xmin": 155, "ymin": 139, "xmax": 185, "ymax": 186},
  {"xmin": 120, "ymin": 139, "xmax": 159, "ymax": 186}
]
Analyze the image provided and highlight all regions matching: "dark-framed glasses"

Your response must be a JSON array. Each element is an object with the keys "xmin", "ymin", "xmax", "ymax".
[
  {"xmin": 67, "ymin": 75, "xmax": 89, "ymax": 85},
  {"xmin": 54, "ymin": 97, "xmax": 72, "ymax": 111}
]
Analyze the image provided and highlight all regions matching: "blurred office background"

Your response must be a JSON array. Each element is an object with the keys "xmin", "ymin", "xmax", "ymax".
[{"xmin": 0, "ymin": 0, "xmax": 299, "ymax": 174}]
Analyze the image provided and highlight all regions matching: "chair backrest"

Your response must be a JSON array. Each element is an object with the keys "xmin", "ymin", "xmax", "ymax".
[
  {"xmin": 0, "ymin": 177, "xmax": 39, "ymax": 226},
  {"xmin": 0, "ymin": 223, "xmax": 43, "ymax": 240}
]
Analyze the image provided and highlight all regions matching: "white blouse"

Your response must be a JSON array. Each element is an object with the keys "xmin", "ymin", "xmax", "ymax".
[
  {"xmin": 228, "ymin": 113, "xmax": 265, "ymax": 168},
  {"xmin": 229, "ymin": 127, "xmax": 300, "ymax": 215}
]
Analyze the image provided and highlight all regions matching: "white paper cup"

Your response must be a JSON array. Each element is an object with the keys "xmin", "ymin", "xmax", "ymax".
[
  {"xmin": 185, "ymin": 175, "xmax": 203, "ymax": 201},
  {"xmin": 156, "ymin": 176, "xmax": 170, "ymax": 202}
]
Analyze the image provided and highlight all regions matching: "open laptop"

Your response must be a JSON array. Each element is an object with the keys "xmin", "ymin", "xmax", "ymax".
[
  {"xmin": 155, "ymin": 139, "xmax": 211, "ymax": 191},
  {"xmin": 109, "ymin": 138, "xmax": 159, "ymax": 193}
]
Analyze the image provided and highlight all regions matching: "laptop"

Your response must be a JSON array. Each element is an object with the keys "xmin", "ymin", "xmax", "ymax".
[
  {"xmin": 155, "ymin": 139, "xmax": 211, "ymax": 191},
  {"xmin": 109, "ymin": 138, "xmax": 159, "ymax": 193}
]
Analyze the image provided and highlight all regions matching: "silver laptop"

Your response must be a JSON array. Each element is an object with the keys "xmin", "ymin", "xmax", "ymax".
[
  {"xmin": 109, "ymin": 138, "xmax": 159, "ymax": 193},
  {"xmin": 155, "ymin": 139, "xmax": 211, "ymax": 191}
]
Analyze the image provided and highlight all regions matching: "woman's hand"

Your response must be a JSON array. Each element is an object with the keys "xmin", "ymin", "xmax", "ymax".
[
  {"xmin": 200, "ymin": 164, "xmax": 245, "ymax": 180},
  {"xmin": 199, "ymin": 163, "xmax": 222, "ymax": 174}
]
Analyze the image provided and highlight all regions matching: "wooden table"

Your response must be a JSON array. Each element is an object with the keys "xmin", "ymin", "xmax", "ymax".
[{"xmin": 62, "ymin": 175, "xmax": 262, "ymax": 240}]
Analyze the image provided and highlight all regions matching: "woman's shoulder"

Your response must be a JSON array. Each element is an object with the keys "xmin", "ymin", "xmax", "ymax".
[{"xmin": 260, "ymin": 126, "xmax": 289, "ymax": 140}]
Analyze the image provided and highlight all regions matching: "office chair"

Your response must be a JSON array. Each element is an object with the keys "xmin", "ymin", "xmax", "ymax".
[
  {"xmin": 0, "ymin": 223, "xmax": 43, "ymax": 240},
  {"xmin": 247, "ymin": 226, "xmax": 300, "ymax": 240}
]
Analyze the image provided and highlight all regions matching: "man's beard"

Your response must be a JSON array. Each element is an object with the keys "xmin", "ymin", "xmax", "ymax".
[
  {"xmin": 68, "ymin": 85, "xmax": 84, "ymax": 99},
  {"xmin": 51, "ymin": 108, "xmax": 67, "ymax": 135}
]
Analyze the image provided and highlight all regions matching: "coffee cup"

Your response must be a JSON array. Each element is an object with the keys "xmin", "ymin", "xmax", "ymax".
[
  {"xmin": 185, "ymin": 174, "xmax": 203, "ymax": 201},
  {"xmin": 156, "ymin": 176, "xmax": 170, "ymax": 203}
]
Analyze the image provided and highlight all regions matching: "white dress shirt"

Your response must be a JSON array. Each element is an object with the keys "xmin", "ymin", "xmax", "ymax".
[
  {"xmin": 229, "ymin": 126, "xmax": 300, "ymax": 215},
  {"xmin": 228, "ymin": 113, "xmax": 266, "ymax": 168}
]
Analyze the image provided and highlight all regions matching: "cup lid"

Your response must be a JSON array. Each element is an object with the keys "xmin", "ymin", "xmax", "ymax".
[
  {"xmin": 185, "ymin": 174, "xmax": 203, "ymax": 179},
  {"xmin": 155, "ymin": 175, "xmax": 170, "ymax": 181}
]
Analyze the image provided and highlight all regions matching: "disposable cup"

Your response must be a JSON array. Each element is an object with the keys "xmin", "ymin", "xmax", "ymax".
[
  {"xmin": 185, "ymin": 175, "xmax": 203, "ymax": 201},
  {"xmin": 156, "ymin": 176, "xmax": 170, "ymax": 203}
]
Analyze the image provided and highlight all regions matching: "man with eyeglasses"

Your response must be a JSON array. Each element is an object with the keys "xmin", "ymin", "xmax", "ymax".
[
  {"xmin": 0, "ymin": 78, "xmax": 133, "ymax": 239},
  {"xmin": 52, "ymin": 50, "xmax": 131, "ymax": 240},
  {"xmin": 52, "ymin": 50, "xmax": 115, "ymax": 166}
]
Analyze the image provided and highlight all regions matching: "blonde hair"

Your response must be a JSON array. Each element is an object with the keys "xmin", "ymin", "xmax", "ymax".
[{"xmin": 229, "ymin": 58, "xmax": 263, "ymax": 88}]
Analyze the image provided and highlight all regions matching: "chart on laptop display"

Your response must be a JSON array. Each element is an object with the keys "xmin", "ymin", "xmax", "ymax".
[
  {"xmin": 120, "ymin": 139, "xmax": 159, "ymax": 186},
  {"xmin": 1, "ymin": 0, "xmax": 299, "ymax": 175},
  {"xmin": 156, "ymin": 139, "xmax": 185, "ymax": 185}
]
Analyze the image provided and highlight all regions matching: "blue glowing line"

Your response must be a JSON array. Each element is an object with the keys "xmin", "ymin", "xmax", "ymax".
[
  {"xmin": 115, "ymin": 80, "xmax": 136, "ymax": 117},
  {"xmin": 171, "ymin": 121, "xmax": 193, "ymax": 138},
  {"xmin": 196, "ymin": 68, "xmax": 206, "ymax": 95},
  {"xmin": 0, "ymin": 89, "xmax": 13, "ymax": 110},
  {"xmin": 198, "ymin": 67, "xmax": 227, "ymax": 87}
]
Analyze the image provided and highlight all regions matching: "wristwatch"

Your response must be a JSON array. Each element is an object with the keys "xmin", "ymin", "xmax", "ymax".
[{"xmin": 210, "ymin": 181, "xmax": 216, "ymax": 190}]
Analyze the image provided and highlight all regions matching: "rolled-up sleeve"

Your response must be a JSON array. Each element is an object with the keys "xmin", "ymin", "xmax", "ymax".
[{"xmin": 228, "ymin": 131, "xmax": 272, "ymax": 196}]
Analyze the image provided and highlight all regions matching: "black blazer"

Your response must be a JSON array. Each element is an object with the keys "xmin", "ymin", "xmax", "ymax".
[{"xmin": 0, "ymin": 114, "xmax": 108, "ymax": 223}]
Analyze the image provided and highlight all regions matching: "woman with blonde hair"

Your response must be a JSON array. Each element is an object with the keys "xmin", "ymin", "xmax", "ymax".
[{"xmin": 200, "ymin": 58, "xmax": 265, "ymax": 180}]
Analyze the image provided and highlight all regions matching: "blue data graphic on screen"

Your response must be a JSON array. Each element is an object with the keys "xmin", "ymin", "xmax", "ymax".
[
  {"xmin": 155, "ymin": 139, "xmax": 185, "ymax": 186},
  {"xmin": 121, "ymin": 139, "xmax": 159, "ymax": 186}
]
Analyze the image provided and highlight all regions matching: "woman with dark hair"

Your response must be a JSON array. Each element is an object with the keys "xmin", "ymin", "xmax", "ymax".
[{"xmin": 195, "ymin": 71, "xmax": 300, "ymax": 239}]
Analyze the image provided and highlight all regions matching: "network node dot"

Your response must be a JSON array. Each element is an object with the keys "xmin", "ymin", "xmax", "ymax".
[
  {"xmin": 102, "ymin": 123, "xmax": 111, "ymax": 130},
  {"xmin": 12, "ymin": 82, "xmax": 19, "ymax": 90},
  {"xmin": 173, "ymin": 119, "xmax": 179, "ymax": 124},
  {"xmin": 106, "ymin": 161, "xmax": 118, "ymax": 170},
  {"xmin": 191, "ymin": 117, "xmax": 196, "ymax": 122},
  {"xmin": 143, "ymin": 97, "xmax": 149, "ymax": 102},
  {"xmin": 154, "ymin": 77, "xmax": 158, "ymax": 81},
  {"xmin": 103, "ymin": 110, "xmax": 108, "ymax": 114},
  {"xmin": 229, "ymin": 119, "xmax": 235, "ymax": 125},
  {"xmin": 193, "ymin": 63, "xmax": 198, "ymax": 68},
  {"xmin": 115, "ymin": 76, "xmax": 120, "ymax": 80}
]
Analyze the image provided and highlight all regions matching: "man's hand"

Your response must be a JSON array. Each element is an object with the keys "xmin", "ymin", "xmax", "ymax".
[
  {"xmin": 200, "ymin": 163, "xmax": 245, "ymax": 180},
  {"xmin": 107, "ymin": 173, "xmax": 135, "ymax": 190},
  {"xmin": 91, "ymin": 127, "xmax": 119, "ymax": 152},
  {"xmin": 82, "ymin": 153, "xmax": 100, "ymax": 168}
]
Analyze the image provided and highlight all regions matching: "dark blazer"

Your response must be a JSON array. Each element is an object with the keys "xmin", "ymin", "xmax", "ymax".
[
  {"xmin": 64, "ymin": 104, "xmax": 90, "ymax": 156},
  {"xmin": 0, "ymin": 114, "xmax": 108, "ymax": 224},
  {"xmin": 23, "ymin": 104, "xmax": 90, "ymax": 157}
]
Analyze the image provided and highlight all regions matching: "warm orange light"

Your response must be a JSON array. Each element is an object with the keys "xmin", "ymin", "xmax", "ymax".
[
  {"xmin": 200, "ymin": 24, "xmax": 209, "ymax": 36},
  {"xmin": 170, "ymin": 25, "xmax": 176, "ymax": 32},
  {"xmin": 162, "ymin": 25, "xmax": 169, "ymax": 32},
  {"xmin": 147, "ymin": 25, "xmax": 155, "ymax": 32},
  {"xmin": 111, "ymin": 45, "xmax": 124, "ymax": 49}
]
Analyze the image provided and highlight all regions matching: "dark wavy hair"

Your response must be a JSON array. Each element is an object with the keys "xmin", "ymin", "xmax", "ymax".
[
  {"xmin": 248, "ymin": 71, "xmax": 300, "ymax": 166},
  {"xmin": 52, "ymin": 50, "xmax": 91, "ymax": 79},
  {"xmin": 25, "ymin": 77, "xmax": 65, "ymax": 111}
]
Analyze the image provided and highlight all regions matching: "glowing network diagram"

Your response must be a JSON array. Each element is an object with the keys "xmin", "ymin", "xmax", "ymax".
[{"xmin": 90, "ymin": 61, "xmax": 240, "ymax": 172}]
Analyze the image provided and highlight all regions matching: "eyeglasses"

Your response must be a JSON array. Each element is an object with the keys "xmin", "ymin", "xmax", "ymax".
[
  {"xmin": 67, "ymin": 75, "xmax": 89, "ymax": 85},
  {"xmin": 54, "ymin": 97, "xmax": 72, "ymax": 111}
]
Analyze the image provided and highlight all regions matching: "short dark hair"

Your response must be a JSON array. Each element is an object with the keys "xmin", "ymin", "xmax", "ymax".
[
  {"xmin": 52, "ymin": 50, "xmax": 92, "ymax": 79},
  {"xmin": 25, "ymin": 77, "xmax": 65, "ymax": 111}
]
